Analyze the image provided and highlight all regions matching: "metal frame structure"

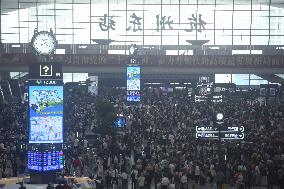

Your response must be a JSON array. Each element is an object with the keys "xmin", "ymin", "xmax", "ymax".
[{"xmin": 1, "ymin": 0, "xmax": 284, "ymax": 48}]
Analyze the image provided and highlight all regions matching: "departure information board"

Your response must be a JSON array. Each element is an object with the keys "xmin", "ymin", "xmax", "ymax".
[
  {"xmin": 195, "ymin": 126, "xmax": 244, "ymax": 139},
  {"xmin": 28, "ymin": 150, "xmax": 64, "ymax": 171}
]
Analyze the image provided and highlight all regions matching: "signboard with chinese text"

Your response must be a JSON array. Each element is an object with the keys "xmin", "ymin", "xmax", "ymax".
[{"xmin": 195, "ymin": 126, "xmax": 244, "ymax": 139}]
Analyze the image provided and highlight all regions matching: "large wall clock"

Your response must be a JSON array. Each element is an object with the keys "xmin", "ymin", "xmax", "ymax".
[{"xmin": 31, "ymin": 29, "xmax": 57, "ymax": 55}]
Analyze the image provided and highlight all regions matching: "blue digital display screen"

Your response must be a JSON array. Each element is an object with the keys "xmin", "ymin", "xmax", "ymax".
[
  {"xmin": 29, "ymin": 85, "xmax": 63, "ymax": 143},
  {"xmin": 114, "ymin": 117, "xmax": 126, "ymax": 128},
  {"xmin": 28, "ymin": 151, "xmax": 64, "ymax": 171},
  {"xmin": 127, "ymin": 66, "xmax": 140, "ymax": 90},
  {"xmin": 127, "ymin": 91, "xmax": 141, "ymax": 101},
  {"xmin": 127, "ymin": 66, "xmax": 140, "ymax": 102}
]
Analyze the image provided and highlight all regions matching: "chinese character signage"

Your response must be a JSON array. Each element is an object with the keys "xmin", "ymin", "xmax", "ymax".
[
  {"xmin": 1, "ymin": 54, "xmax": 284, "ymax": 68},
  {"xmin": 96, "ymin": 13, "xmax": 206, "ymax": 33}
]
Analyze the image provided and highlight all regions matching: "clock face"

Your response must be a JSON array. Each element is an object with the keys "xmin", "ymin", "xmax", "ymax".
[
  {"xmin": 216, "ymin": 113, "xmax": 223, "ymax": 121},
  {"xmin": 31, "ymin": 31, "xmax": 57, "ymax": 55}
]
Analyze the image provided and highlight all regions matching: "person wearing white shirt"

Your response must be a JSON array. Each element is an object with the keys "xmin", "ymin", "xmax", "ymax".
[
  {"xmin": 121, "ymin": 171, "xmax": 128, "ymax": 189},
  {"xmin": 169, "ymin": 163, "xmax": 175, "ymax": 175},
  {"xmin": 169, "ymin": 181, "xmax": 176, "ymax": 189},
  {"xmin": 195, "ymin": 165, "xmax": 201, "ymax": 184},
  {"xmin": 83, "ymin": 139, "xmax": 88, "ymax": 148},
  {"xmin": 255, "ymin": 165, "xmax": 261, "ymax": 185},
  {"xmin": 210, "ymin": 164, "xmax": 216, "ymax": 183},
  {"xmin": 74, "ymin": 138, "xmax": 79, "ymax": 147},
  {"xmin": 180, "ymin": 173, "xmax": 188, "ymax": 189},
  {"xmin": 161, "ymin": 175, "xmax": 170, "ymax": 189}
]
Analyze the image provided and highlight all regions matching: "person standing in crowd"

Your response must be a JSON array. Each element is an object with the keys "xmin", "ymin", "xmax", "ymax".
[
  {"xmin": 105, "ymin": 171, "xmax": 112, "ymax": 189},
  {"xmin": 210, "ymin": 163, "xmax": 216, "ymax": 184},
  {"xmin": 216, "ymin": 169, "xmax": 225, "ymax": 189},
  {"xmin": 194, "ymin": 164, "xmax": 200, "ymax": 184},
  {"xmin": 0, "ymin": 87, "xmax": 284, "ymax": 189},
  {"xmin": 180, "ymin": 173, "xmax": 188, "ymax": 189},
  {"xmin": 278, "ymin": 165, "xmax": 284, "ymax": 189},
  {"xmin": 121, "ymin": 169, "xmax": 128, "ymax": 189},
  {"xmin": 154, "ymin": 167, "xmax": 162, "ymax": 189},
  {"xmin": 236, "ymin": 171, "xmax": 244, "ymax": 189},
  {"xmin": 131, "ymin": 166, "xmax": 138, "ymax": 189},
  {"xmin": 95, "ymin": 172, "xmax": 103, "ymax": 189},
  {"xmin": 18, "ymin": 161, "xmax": 26, "ymax": 177},
  {"xmin": 4, "ymin": 159, "xmax": 13, "ymax": 178},
  {"xmin": 0, "ymin": 165, "xmax": 3, "ymax": 179},
  {"xmin": 112, "ymin": 166, "xmax": 119, "ymax": 189},
  {"xmin": 267, "ymin": 164, "xmax": 277, "ymax": 189},
  {"xmin": 137, "ymin": 173, "xmax": 145, "ymax": 189},
  {"xmin": 244, "ymin": 167, "xmax": 253, "ymax": 189},
  {"xmin": 73, "ymin": 157, "xmax": 82, "ymax": 177},
  {"xmin": 161, "ymin": 174, "xmax": 170, "ymax": 189},
  {"xmin": 254, "ymin": 164, "xmax": 261, "ymax": 186},
  {"xmin": 169, "ymin": 179, "xmax": 176, "ymax": 189},
  {"xmin": 19, "ymin": 182, "xmax": 26, "ymax": 189}
]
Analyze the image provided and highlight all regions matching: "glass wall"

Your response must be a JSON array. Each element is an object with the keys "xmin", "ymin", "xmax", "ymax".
[
  {"xmin": 215, "ymin": 74, "xmax": 270, "ymax": 85},
  {"xmin": 1, "ymin": 0, "xmax": 284, "ymax": 45},
  {"xmin": 63, "ymin": 73, "xmax": 88, "ymax": 83}
]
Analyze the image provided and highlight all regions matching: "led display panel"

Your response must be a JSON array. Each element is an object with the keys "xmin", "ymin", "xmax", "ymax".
[
  {"xmin": 127, "ymin": 66, "xmax": 140, "ymax": 90},
  {"xmin": 29, "ymin": 85, "xmax": 63, "ymax": 143},
  {"xmin": 28, "ymin": 150, "xmax": 64, "ymax": 171},
  {"xmin": 127, "ymin": 66, "xmax": 141, "ymax": 102}
]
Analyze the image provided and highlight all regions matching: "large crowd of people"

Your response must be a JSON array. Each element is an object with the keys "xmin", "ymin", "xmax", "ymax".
[{"xmin": 0, "ymin": 85, "xmax": 283, "ymax": 189}]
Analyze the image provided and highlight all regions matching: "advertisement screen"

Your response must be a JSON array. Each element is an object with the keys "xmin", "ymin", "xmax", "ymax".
[
  {"xmin": 29, "ymin": 85, "xmax": 63, "ymax": 143},
  {"xmin": 127, "ymin": 66, "xmax": 140, "ymax": 102},
  {"xmin": 28, "ymin": 150, "xmax": 64, "ymax": 171},
  {"xmin": 127, "ymin": 66, "xmax": 140, "ymax": 91}
]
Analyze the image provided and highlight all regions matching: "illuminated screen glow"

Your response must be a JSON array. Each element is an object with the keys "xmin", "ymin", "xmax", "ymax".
[
  {"xmin": 127, "ymin": 66, "xmax": 141, "ymax": 102},
  {"xmin": 127, "ymin": 66, "xmax": 140, "ymax": 91},
  {"xmin": 127, "ymin": 90, "xmax": 141, "ymax": 102},
  {"xmin": 29, "ymin": 85, "xmax": 63, "ymax": 143},
  {"xmin": 28, "ymin": 151, "xmax": 64, "ymax": 171},
  {"xmin": 114, "ymin": 117, "xmax": 126, "ymax": 128}
]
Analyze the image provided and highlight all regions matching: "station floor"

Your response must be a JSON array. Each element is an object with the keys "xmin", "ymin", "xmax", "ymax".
[{"xmin": 0, "ymin": 177, "xmax": 280, "ymax": 189}]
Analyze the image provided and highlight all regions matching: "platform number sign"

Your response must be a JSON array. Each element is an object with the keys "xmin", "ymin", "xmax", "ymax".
[{"xmin": 130, "ymin": 58, "xmax": 137, "ymax": 64}]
